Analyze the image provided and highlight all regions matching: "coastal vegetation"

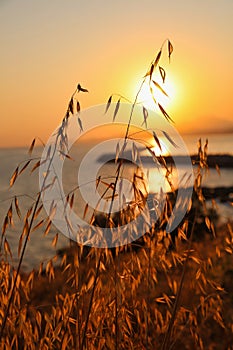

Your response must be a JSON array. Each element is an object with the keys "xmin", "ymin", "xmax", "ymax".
[{"xmin": 0, "ymin": 41, "xmax": 232, "ymax": 349}]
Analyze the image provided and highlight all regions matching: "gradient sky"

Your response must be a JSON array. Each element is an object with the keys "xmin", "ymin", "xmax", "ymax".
[{"xmin": 1, "ymin": 0, "xmax": 233, "ymax": 147}]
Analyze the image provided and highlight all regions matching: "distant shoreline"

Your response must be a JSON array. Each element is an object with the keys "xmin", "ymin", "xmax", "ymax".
[
  {"xmin": 166, "ymin": 154, "xmax": 233, "ymax": 168},
  {"xmin": 98, "ymin": 154, "xmax": 233, "ymax": 168}
]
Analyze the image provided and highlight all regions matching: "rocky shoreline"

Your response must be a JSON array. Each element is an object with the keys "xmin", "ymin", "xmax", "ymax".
[
  {"xmin": 167, "ymin": 154, "xmax": 233, "ymax": 168},
  {"xmin": 202, "ymin": 186, "xmax": 233, "ymax": 203},
  {"xmin": 98, "ymin": 153, "xmax": 233, "ymax": 168}
]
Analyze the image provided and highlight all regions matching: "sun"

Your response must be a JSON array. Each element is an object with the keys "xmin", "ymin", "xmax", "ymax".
[
  {"xmin": 151, "ymin": 140, "xmax": 169, "ymax": 156},
  {"xmin": 137, "ymin": 76, "xmax": 176, "ymax": 112}
]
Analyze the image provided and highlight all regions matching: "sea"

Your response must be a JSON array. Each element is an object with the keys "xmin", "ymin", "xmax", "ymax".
[{"xmin": 0, "ymin": 132, "xmax": 232, "ymax": 271}]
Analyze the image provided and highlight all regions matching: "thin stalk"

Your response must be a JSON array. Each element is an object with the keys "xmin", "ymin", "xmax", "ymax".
[
  {"xmin": 107, "ymin": 41, "xmax": 165, "ymax": 223},
  {"xmin": 124, "ymin": 78, "xmax": 146, "ymax": 142},
  {"xmin": 59, "ymin": 252, "xmax": 80, "ymax": 350},
  {"xmin": 145, "ymin": 235, "xmax": 152, "ymax": 349},
  {"xmin": 0, "ymin": 191, "xmax": 41, "ymax": 338},
  {"xmin": 115, "ymin": 253, "xmax": 119, "ymax": 350},
  {"xmin": 107, "ymin": 77, "xmax": 146, "ymax": 221},
  {"xmin": 80, "ymin": 250, "xmax": 102, "ymax": 350},
  {"xmin": 161, "ymin": 209, "xmax": 197, "ymax": 350},
  {"xmin": 125, "ymin": 37, "xmax": 168, "ymax": 143},
  {"xmin": 75, "ymin": 264, "xmax": 80, "ymax": 350}
]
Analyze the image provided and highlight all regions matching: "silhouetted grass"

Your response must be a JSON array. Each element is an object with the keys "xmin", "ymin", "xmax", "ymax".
[{"xmin": 0, "ymin": 40, "xmax": 232, "ymax": 349}]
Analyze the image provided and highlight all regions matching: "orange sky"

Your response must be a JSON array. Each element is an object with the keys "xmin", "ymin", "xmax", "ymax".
[{"xmin": 0, "ymin": 0, "xmax": 233, "ymax": 147}]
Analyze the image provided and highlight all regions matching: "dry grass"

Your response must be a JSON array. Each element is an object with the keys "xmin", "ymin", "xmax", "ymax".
[
  {"xmin": 0, "ymin": 219, "xmax": 233, "ymax": 349},
  {"xmin": 0, "ymin": 41, "xmax": 233, "ymax": 349}
]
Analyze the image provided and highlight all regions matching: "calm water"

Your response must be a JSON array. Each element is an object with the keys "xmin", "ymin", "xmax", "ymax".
[{"xmin": 0, "ymin": 133, "xmax": 232, "ymax": 271}]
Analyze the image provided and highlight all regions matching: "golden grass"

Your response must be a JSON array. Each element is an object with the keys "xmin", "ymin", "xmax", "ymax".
[
  {"xmin": 0, "ymin": 219, "xmax": 233, "ymax": 349},
  {"xmin": 1, "ymin": 40, "xmax": 233, "ymax": 349}
]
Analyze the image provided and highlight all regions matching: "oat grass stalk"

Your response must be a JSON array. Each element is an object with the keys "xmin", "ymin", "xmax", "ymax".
[
  {"xmin": 80, "ymin": 250, "xmax": 103, "ymax": 350},
  {"xmin": 161, "ymin": 208, "xmax": 197, "ymax": 350},
  {"xmin": 0, "ymin": 192, "xmax": 41, "ymax": 339},
  {"xmin": 114, "ymin": 251, "xmax": 120, "ymax": 350},
  {"xmin": 0, "ymin": 88, "xmax": 78, "ymax": 339},
  {"xmin": 107, "ymin": 39, "xmax": 173, "ymax": 228}
]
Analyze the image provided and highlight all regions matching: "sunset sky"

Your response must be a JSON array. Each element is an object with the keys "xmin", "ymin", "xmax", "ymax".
[{"xmin": 0, "ymin": 0, "xmax": 233, "ymax": 147}]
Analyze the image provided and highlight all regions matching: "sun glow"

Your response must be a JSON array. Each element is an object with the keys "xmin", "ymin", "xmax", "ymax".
[
  {"xmin": 137, "ymin": 77, "xmax": 176, "ymax": 112},
  {"xmin": 151, "ymin": 141, "xmax": 169, "ymax": 156}
]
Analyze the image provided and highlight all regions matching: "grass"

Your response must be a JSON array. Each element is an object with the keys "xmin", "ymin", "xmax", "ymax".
[
  {"xmin": 0, "ymin": 40, "xmax": 233, "ymax": 349},
  {"xmin": 1, "ymin": 220, "xmax": 233, "ymax": 349}
]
